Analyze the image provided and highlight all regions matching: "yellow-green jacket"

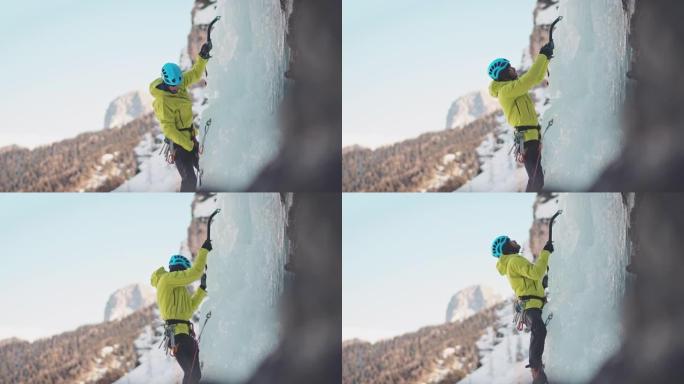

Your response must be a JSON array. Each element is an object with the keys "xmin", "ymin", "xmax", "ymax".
[
  {"xmin": 150, "ymin": 247, "xmax": 209, "ymax": 335},
  {"xmin": 489, "ymin": 55, "xmax": 550, "ymax": 142},
  {"xmin": 496, "ymin": 249, "xmax": 551, "ymax": 310},
  {"xmin": 149, "ymin": 57, "xmax": 208, "ymax": 152}
]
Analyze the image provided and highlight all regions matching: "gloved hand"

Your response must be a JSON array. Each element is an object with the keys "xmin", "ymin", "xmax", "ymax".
[
  {"xmin": 543, "ymin": 241, "xmax": 554, "ymax": 253},
  {"xmin": 540, "ymin": 42, "xmax": 555, "ymax": 59},
  {"xmin": 199, "ymin": 41, "xmax": 213, "ymax": 59},
  {"xmin": 202, "ymin": 238, "xmax": 213, "ymax": 251},
  {"xmin": 200, "ymin": 273, "xmax": 207, "ymax": 291}
]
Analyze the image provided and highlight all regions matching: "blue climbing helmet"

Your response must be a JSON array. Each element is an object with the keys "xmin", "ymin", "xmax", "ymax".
[
  {"xmin": 491, "ymin": 235, "xmax": 510, "ymax": 258},
  {"xmin": 161, "ymin": 63, "xmax": 183, "ymax": 86},
  {"xmin": 488, "ymin": 58, "xmax": 511, "ymax": 80},
  {"xmin": 169, "ymin": 254, "xmax": 191, "ymax": 270}
]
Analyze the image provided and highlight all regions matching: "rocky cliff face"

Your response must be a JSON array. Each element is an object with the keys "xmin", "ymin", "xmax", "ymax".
[
  {"xmin": 528, "ymin": 193, "xmax": 560, "ymax": 259},
  {"xmin": 445, "ymin": 90, "xmax": 500, "ymax": 129},
  {"xmin": 184, "ymin": 193, "xmax": 218, "ymax": 259},
  {"xmin": 104, "ymin": 91, "xmax": 153, "ymax": 129},
  {"xmin": 184, "ymin": 0, "xmax": 219, "ymax": 67},
  {"xmin": 445, "ymin": 285, "xmax": 502, "ymax": 323},
  {"xmin": 104, "ymin": 283, "xmax": 157, "ymax": 322},
  {"xmin": 524, "ymin": 0, "xmax": 560, "ymax": 68}
]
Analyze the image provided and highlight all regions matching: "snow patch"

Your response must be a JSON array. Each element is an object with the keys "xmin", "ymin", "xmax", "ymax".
[
  {"xmin": 536, "ymin": 3, "xmax": 561, "ymax": 25},
  {"xmin": 193, "ymin": 195, "xmax": 219, "ymax": 218},
  {"xmin": 194, "ymin": 3, "xmax": 219, "ymax": 25},
  {"xmin": 457, "ymin": 303, "xmax": 530, "ymax": 384},
  {"xmin": 456, "ymin": 115, "xmax": 527, "ymax": 192},
  {"xmin": 114, "ymin": 133, "xmax": 181, "ymax": 192}
]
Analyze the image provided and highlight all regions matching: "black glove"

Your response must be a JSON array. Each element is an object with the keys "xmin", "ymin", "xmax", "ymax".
[
  {"xmin": 543, "ymin": 241, "xmax": 554, "ymax": 253},
  {"xmin": 202, "ymin": 238, "xmax": 213, "ymax": 251},
  {"xmin": 200, "ymin": 273, "xmax": 207, "ymax": 291},
  {"xmin": 199, "ymin": 41, "xmax": 213, "ymax": 59},
  {"xmin": 540, "ymin": 42, "xmax": 555, "ymax": 59}
]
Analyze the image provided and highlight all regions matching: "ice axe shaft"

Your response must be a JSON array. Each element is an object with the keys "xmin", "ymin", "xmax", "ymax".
[
  {"xmin": 204, "ymin": 16, "xmax": 221, "ymax": 77},
  {"xmin": 546, "ymin": 16, "xmax": 563, "ymax": 77},
  {"xmin": 207, "ymin": 209, "xmax": 221, "ymax": 241},
  {"xmin": 548, "ymin": 210, "xmax": 563, "ymax": 244},
  {"xmin": 549, "ymin": 16, "xmax": 563, "ymax": 43},
  {"xmin": 207, "ymin": 16, "xmax": 221, "ymax": 44}
]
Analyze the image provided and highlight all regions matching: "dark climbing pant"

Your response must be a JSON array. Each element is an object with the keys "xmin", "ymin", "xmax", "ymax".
[
  {"xmin": 175, "ymin": 333, "xmax": 201, "ymax": 384},
  {"xmin": 524, "ymin": 140, "xmax": 544, "ymax": 192},
  {"xmin": 524, "ymin": 308, "xmax": 547, "ymax": 369},
  {"xmin": 174, "ymin": 144, "xmax": 199, "ymax": 192}
]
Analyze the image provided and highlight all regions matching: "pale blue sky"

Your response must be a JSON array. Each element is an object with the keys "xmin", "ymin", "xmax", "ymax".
[
  {"xmin": 343, "ymin": 193, "xmax": 536, "ymax": 340},
  {"xmin": 0, "ymin": 193, "xmax": 194, "ymax": 341},
  {"xmin": 0, "ymin": 0, "xmax": 193, "ymax": 148},
  {"xmin": 343, "ymin": 0, "xmax": 536, "ymax": 148}
]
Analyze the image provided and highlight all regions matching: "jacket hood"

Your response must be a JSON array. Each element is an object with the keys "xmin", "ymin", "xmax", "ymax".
[
  {"xmin": 150, "ymin": 266, "xmax": 167, "ymax": 288},
  {"xmin": 149, "ymin": 78, "xmax": 165, "ymax": 99},
  {"xmin": 489, "ymin": 81, "xmax": 505, "ymax": 98},
  {"xmin": 496, "ymin": 254, "xmax": 514, "ymax": 276}
]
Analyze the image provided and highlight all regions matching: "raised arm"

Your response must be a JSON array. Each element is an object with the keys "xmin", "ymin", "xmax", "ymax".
[
  {"xmin": 498, "ymin": 55, "xmax": 549, "ymax": 98},
  {"xmin": 190, "ymin": 286, "xmax": 208, "ymax": 311},
  {"xmin": 162, "ymin": 247, "xmax": 210, "ymax": 287},
  {"xmin": 510, "ymin": 249, "xmax": 551, "ymax": 281},
  {"xmin": 181, "ymin": 57, "xmax": 208, "ymax": 88}
]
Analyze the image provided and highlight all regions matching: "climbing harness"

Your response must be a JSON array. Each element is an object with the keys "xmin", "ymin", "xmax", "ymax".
[
  {"xmin": 159, "ymin": 319, "xmax": 196, "ymax": 357},
  {"xmin": 511, "ymin": 126, "xmax": 541, "ymax": 164},
  {"xmin": 513, "ymin": 295, "xmax": 549, "ymax": 332}
]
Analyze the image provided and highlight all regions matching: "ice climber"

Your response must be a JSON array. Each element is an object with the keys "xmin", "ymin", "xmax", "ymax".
[
  {"xmin": 150, "ymin": 40, "xmax": 213, "ymax": 192},
  {"xmin": 151, "ymin": 237, "xmax": 213, "ymax": 384},
  {"xmin": 492, "ymin": 235, "xmax": 553, "ymax": 384},
  {"xmin": 487, "ymin": 41, "xmax": 554, "ymax": 192}
]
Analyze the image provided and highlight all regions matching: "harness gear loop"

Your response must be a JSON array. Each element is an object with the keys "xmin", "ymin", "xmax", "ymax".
[
  {"xmin": 513, "ymin": 295, "xmax": 548, "ymax": 332},
  {"xmin": 513, "ymin": 125, "xmax": 541, "ymax": 163},
  {"xmin": 160, "ymin": 138, "xmax": 177, "ymax": 164}
]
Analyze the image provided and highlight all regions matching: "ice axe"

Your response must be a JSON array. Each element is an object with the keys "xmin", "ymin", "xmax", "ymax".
[
  {"xmin": 207, "ymin": 208, "xmax": 221, "ymax": 241},
  {"xmin": 203, "ymin": 208, "xmax": 221, "ymax": 275},
  {"xmin": 207, "ymin": 16, "xmax": 221, "ymax": 44},
  {"xmin": 548, "ymin": 209, "xmax": 563, "ymax": 245},
  {"xmin": 549, "ymin": 16, "xmax": 563, "ymax": 44},
  {"xmin": 204, "ymin": 16, "xmax": 221, "ymax": 76},
  {"xmin": 546, "ymin": 16, "xmax": 563, "ymax": 77}
]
